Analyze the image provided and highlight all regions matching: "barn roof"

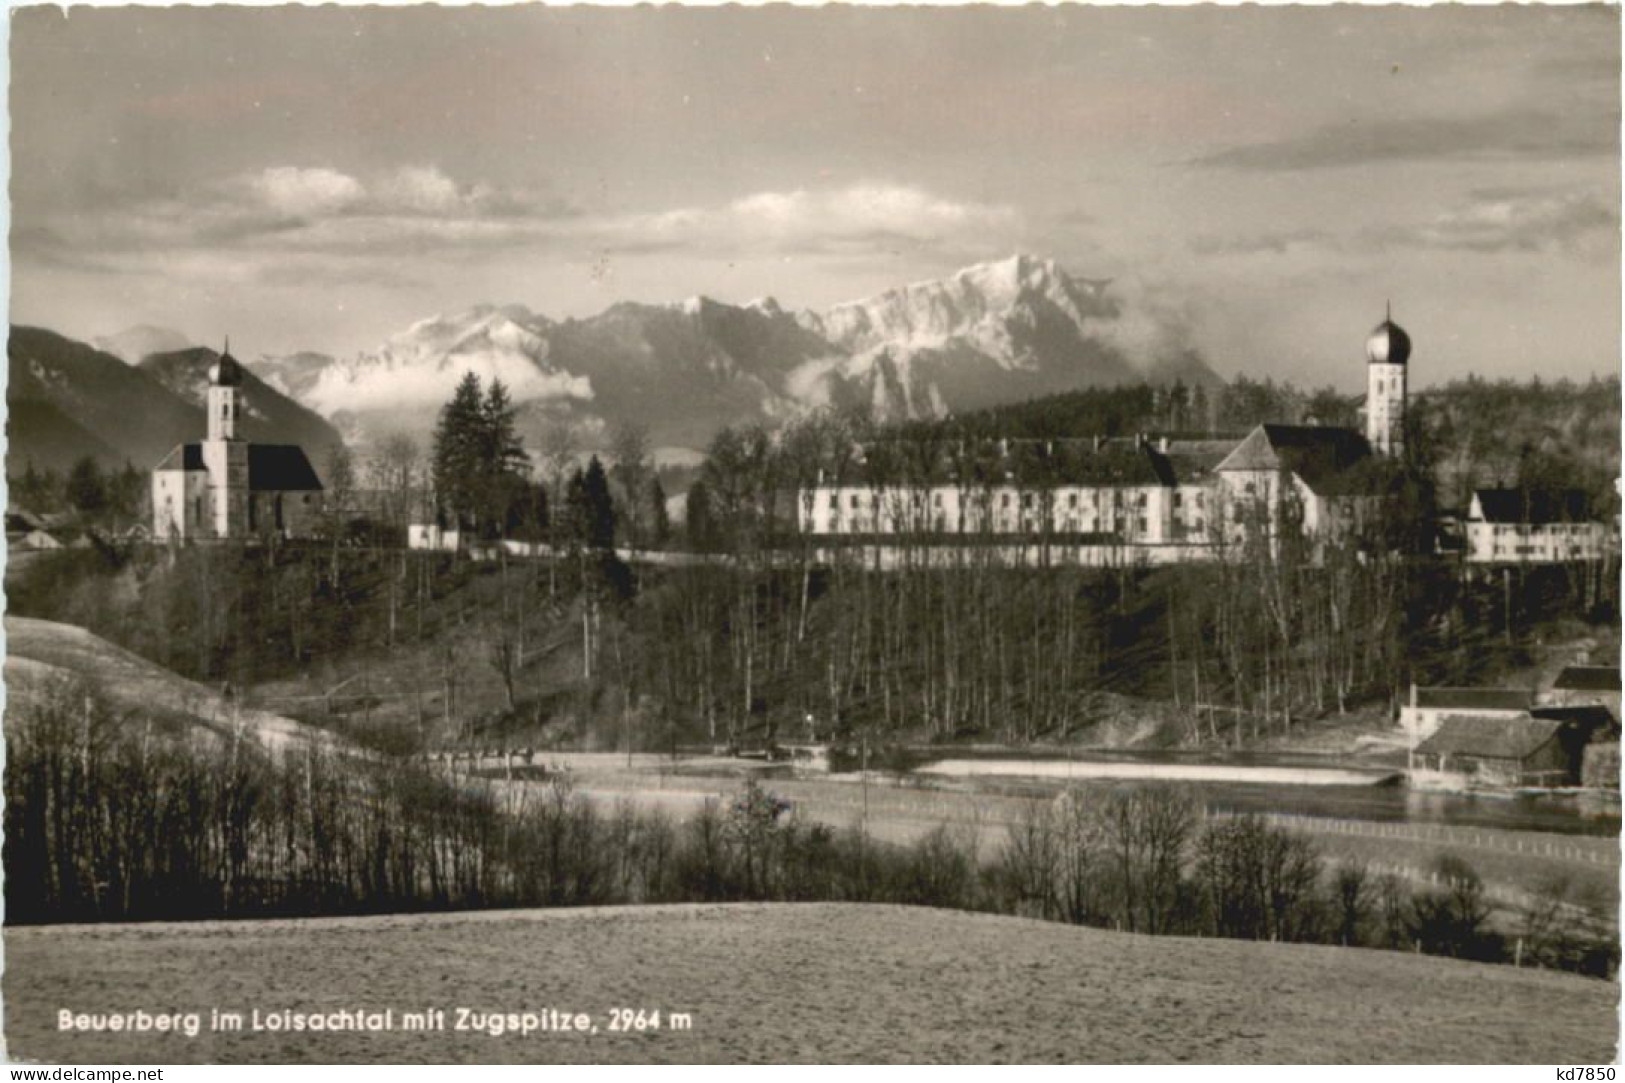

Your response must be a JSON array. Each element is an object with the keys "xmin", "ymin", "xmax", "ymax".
[
  {"xmin": 1413, "ymin": 687, "xmax": 1532, "ymax": 712},
  {"xmin": 1415, "ymin": 716, "xmax": 1563, "ymax": 761},
  {"xmin": 1553, "ymin": 666, "xmax": 1621, "ymax": 693},
  {"xmin": 1214, "ymin": 424, "xmax": 1375, "ymax": 496},
  {"xmin": 248, "ymin": 445, "xmax": 323, "ymax": 491},
  {"xmin": 1472, "ymin": 488, "xmax": 1592, "ymax": 525},
  {"xmin": 1531, "ymin": 705, "xmax": 1620, "ymax": 736}
]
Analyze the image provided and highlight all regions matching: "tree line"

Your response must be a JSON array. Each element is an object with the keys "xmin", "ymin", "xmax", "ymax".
[
  {"xmin": 7, "ymin": 680, "xmax": 1614, "ymax": 977},
  {"xmin": 418, "ymin": 371, "xmax": 669, "ymax": 550},
  {"xmin": 10, "ymin": 456, "xmax": 147, "ymax": 532}
]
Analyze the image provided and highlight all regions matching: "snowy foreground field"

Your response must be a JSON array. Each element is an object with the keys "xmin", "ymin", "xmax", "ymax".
[{"xmin": 6, "ymin": 904, "xmax": 1617, "ymax": 1064}]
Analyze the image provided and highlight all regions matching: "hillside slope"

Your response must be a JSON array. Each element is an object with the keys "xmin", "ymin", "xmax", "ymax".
[
  {"xmin": 7, "ymin": 326, "xmax": 204, "ymax": 472},
  {"xmin": 6, "ymin": 398, "xmax": 126, "ymax": 473},
  {"xmin": 7, "ymin": 327, "xmax": 347, "ymax": 477},
  {"xmin": 4, "ymin": 903, "xmax": 1614, "ymax": 1063},
  {"xmin": 4, "ymin": 615, "xmax": 340, "ymax": 755}
]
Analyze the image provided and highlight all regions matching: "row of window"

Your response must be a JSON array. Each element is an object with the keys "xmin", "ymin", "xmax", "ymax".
[
  {"xmin": 1489, "ymin": 522, "xmax": 1597, "ymax": 536},
  {"xmin": 817, "ymin": 488, "xmax": 1213, "ymax": 511}
]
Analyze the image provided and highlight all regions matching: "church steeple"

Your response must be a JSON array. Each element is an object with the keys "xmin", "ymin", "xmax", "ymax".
[
  {"xmin": 1364, "ymin": 306, "xmax": 1409, "ymax": 457},
  {"xmin": 206, "ymin": 341, "xmax": 244, "ymax": 441}
]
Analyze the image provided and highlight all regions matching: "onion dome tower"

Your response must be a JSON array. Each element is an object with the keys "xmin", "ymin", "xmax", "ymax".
[
  {"xmin": 206, "ymin": 339, "xmax": 245, "ymax": 441},
  {"xmin": 203, "ymin": 338, "xmax": 250, "ymax": 537},
  {"xmin": 1364, "ymin": 305, "xmax": 1409, "ymax": 457}
]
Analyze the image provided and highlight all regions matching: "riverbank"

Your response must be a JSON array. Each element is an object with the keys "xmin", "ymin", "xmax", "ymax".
[{"xmin": 914, "ymin": 758, "xmax": 1398, "ymax": 786}]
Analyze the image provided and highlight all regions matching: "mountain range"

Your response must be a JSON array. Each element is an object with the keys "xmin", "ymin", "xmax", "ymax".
[
  {"xmin": 46, "ymin": 255, "xmax": 1217, "ymax": 469},
  {"xmin": 281, "ymin": 255, "xmax": 1217, "ymax": 453},
  {"xmin": 7, "ymin": 327, "xmax": 344, "ymax": 476}
]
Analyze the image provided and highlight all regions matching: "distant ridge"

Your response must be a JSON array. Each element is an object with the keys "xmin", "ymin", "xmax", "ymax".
[
  {"xmin": 5, "ymin": 326, "xmax": 343, "ymax": 476},
  {"xmin": 250, "ymin": 254, "xmax": 1220, "ymax": 452}
]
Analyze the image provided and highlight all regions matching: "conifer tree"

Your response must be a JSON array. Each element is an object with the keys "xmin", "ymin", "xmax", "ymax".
[
  {"xmin": 647, "ymin": 476, "xmax": 671, "ymax": 547},
  {"xmin": 582, "ymin": 455, "xmax": 617, "ymax": 551},
  {"xmin": 432, "ymin": 372, "xmax": 486, "ymax": 530}
]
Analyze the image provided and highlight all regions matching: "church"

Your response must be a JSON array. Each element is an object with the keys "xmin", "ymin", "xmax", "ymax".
[
  {"xmin": 797, "ymin": 310, "xmax": 1409, "ymax": 563},
  {"xmin": 151, "ymin": 348, "xmax": 325, "ymax": 541}
]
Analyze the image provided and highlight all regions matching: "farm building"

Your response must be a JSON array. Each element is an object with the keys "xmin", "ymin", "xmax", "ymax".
[
  {"xmin": 1463, "ymin": 488, "xmax": 1610, "ymax": 564},
  {"xmin": 1409, "ymin": 715, "xmax": 1572, "ymax": 788},
  {"xmin": 1397, "ymin": 685, "xmax": 1532, "ymax": 743},
  {"xmin": 1531, "ymin": 704, "xmax": 1621, "ymax": 771},
  {"xmin": 1545, "ymin": 665, "xmax": 1621, "ymax": 721}
]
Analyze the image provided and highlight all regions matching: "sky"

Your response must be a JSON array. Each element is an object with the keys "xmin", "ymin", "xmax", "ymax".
[{"xmin": 9, "ymin": 4, "xmax": 1620, "ymax": 390}]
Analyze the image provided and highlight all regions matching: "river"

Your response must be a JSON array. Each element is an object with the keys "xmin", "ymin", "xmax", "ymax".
[{"xmin": 901, "ymin": 751, "xmax": 1621, "ymax": 837}]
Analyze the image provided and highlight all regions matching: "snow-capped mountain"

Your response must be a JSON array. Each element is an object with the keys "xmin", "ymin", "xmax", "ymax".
[
  {"xmin": 248, "ymin": 350, "xmax": 338, "ymax": 404},
  {"xmin": 812, "ymin": 254, "xmax": 1115, "ymax": 359},
  {"xmin": 255, "ymin": 255, "xmax": 1217, "ymax": 452}
]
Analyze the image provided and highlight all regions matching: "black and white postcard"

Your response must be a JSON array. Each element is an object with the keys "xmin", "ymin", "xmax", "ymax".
[{"xmin": 3, "ymin": 3, "xmax": 1620, "ymax": 1067}]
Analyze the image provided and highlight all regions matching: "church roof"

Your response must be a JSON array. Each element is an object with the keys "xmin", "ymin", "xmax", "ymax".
[
  {"xmin": 248, "ymin": 445, "xmax": 323, "ymax": 491},
  {"xmin": 1365, "ymin": 318, "xmax": 1411, "ymax": 366},
  {"xmin": 152, "ymin": 442, "xmax": 323, "ymax": 491},
  {"xmin": 155, "ymin": 443, "xmax": 206, "ymax": 472},
  {"xmin": 1214, "ymin": 424, "xmax": 1375, "ymax": 496},
  {"xmin": 209, "ymin": 349, "xmax": 245, "ymax": 388}
]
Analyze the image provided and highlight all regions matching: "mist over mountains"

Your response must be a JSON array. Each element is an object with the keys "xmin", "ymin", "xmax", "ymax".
[
  {"xmin": 60, "ymin": 255, "xmax": 1219, "ymax": 466},
  {"xmin": 276, "ymin": 255, "xmax": 1216, "ymax": 453}
]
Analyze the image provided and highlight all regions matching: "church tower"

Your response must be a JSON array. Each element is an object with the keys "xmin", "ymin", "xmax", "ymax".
[
  {"xmin": 1364, "ymin": 305, "xmax": 1409, "ymax": 457},
  {"xmin": 202, "ymin": 344, "xmax": 250, "ymax": 537}
]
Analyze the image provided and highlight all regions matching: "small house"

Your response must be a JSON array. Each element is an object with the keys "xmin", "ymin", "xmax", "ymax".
[
  {"xmin": 1410, "ymin": 715, "xmax": 1572, "ymax": 789},
  {"xmin": 1398, "ymin": 685, "xmax": 1532, "ymax": 743}
]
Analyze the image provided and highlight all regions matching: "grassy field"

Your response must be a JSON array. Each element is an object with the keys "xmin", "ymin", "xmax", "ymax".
[{"xmin": 6, "ymin": 904, "xmax": 1616, "ymax": 1064}]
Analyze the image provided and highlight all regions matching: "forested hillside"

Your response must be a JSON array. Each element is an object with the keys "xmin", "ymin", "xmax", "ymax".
[
  {"xmin": 8, "ymin": 372, "xmax": 1616, "ymax": 756},
  {"xmin": 920, "ymin": 373, "xmax": 1621, "ymax": 514}
]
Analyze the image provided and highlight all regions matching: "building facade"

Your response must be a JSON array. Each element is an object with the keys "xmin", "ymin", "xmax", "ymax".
[
  {"xmin": 1397, "ymin": 686, "xmax": 1534, "ymax": 744},
  {"xmin": 152, "ymin": 349, "xmax": 325, "ymax": 541},
  {"xmin": 1464, "ymin": 489, "xmax": 1611, "ymax": 564},
  {"xmin": 798, "ymin": 313, "xmax": 1403, "ymax": 560}
]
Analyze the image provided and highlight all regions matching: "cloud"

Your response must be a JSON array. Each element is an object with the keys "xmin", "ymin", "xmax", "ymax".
[
  {"xmin": 249, "ymin": 166, "xmax": 365, "ymax": 218},
  {"xmin": 1189, "ymin": 229, "xmax": 1342, "ymax": 257},
  {"xmin": 599, "ymin": 184, "xmax": 1019, "ymax": 258},
  {"xmin": 1380, "ymin": 189, "xmax": 1619, "ymax": 254},
  {"xmin": 1191, "ymin": 109, "xmax": 1617, "ymax": 171},
  {"xmin": 18, "ymin": 170, "xmax": 1016, "ymax": 285}
]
